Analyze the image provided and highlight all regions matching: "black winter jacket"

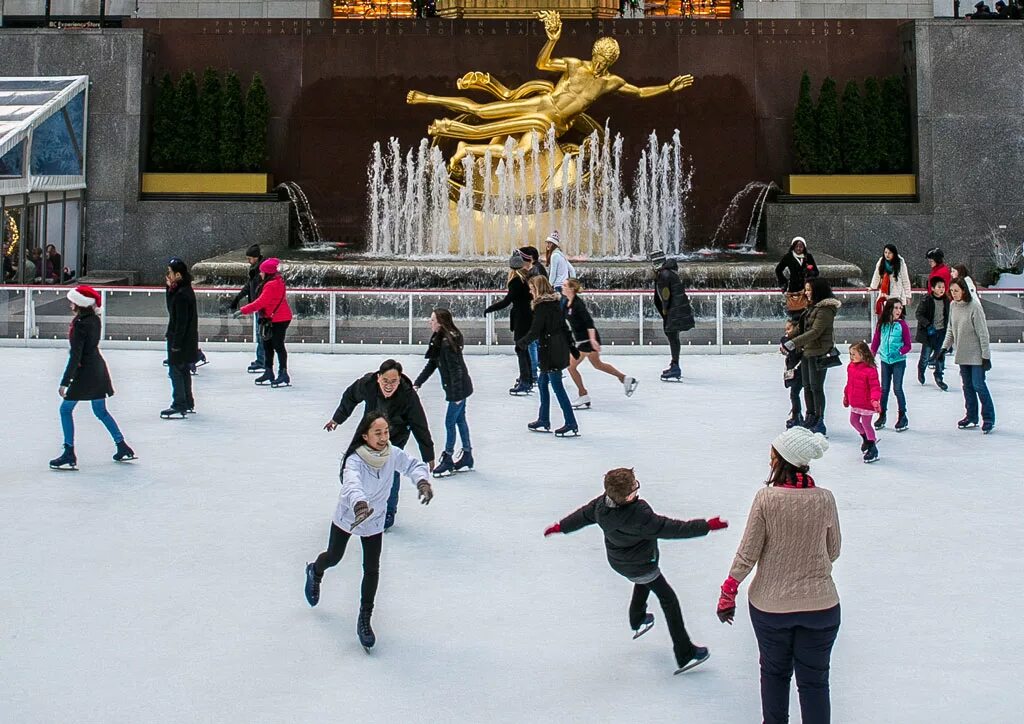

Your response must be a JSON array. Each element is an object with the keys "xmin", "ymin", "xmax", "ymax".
[
  {"xmin": 781, "ymin": 334, "xmax": 803, "ymax": 389},
  {"xmin": 485, "ymin": 272, "xmax": 533, "ymax": 336},
  {"xmin": 516, "ymin": 296, "xmax": 575, "ymax": 372},
  {"xmin": 60, "ymin": 311, "xmax": 114, "ymax": 401},
  {"xmin": 230, "ymin": 258, "xmax": 264, "ymax": 310},
  {"xmin": 653, "ymin": 260, "xmax": 695, "ymax": 333},
  {"xmin": 415, "ymin": 331, "xmax": 474, "ymax": 402},
  {"xmin": 775, "ymin": 248, "xmax": 820, "ymax": 293},
  {"xmin": 915, "ymin": 293, "xmax": 951, "ymax": 343},
  {"xmin": 331, "ymin": 372, "xmax": 436, "ymax": 462},
  {"xmin": 165, "ymin": 283, "xmax": 200, "ymax": 365},
  {"xmin": 565, "ymin": 296, "xmax": 601, "ymax": 346},
  {"xmin": 560, "ymin": 496, "xmax": 711, "ymax": 581}
]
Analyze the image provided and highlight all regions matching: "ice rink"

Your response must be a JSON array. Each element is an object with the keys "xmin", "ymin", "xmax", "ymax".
[{"xmin": 2, "ymin": 346, "xmax": 1021, "ymax": 723}]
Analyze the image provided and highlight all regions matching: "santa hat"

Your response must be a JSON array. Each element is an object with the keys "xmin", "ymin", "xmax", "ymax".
[
  {"xmin": 545, "ymin": 230, "xmax": 560, "ymax": 246},
  {"xmin": 67, "ymin": 285, "xmax": 102, "ymax": 309},
  {"xmin": 772, "ymin": 426, "xmax": 829, "ymax": 467}
]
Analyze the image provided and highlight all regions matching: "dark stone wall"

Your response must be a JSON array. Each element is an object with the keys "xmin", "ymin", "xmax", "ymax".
[{"xmin": 128, "ymin": 17, "xmax": 904, "ymax": 247}]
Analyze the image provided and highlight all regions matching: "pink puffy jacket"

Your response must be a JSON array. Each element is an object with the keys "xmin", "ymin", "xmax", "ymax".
[
  {"xmin": 844, "ymin": 361, "xmax": 881, "ymax": 413},
  {"xmin": 241, "ymin": 275, "xmax": 293, "ymax": 322}
]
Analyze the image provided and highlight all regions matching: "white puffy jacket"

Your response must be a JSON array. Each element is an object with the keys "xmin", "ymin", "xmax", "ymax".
[
  {"xmin": 334, "ymin": 446, "xmax": 430, "ymax": 536},
  {"xmin": 869, "ymin": 254, "xmax": 913, "ymax": 305}
]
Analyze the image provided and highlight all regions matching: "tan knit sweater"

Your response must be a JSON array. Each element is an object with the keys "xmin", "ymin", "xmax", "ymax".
[{"xmin": 729, "ymin": 486, "xmax": 841, "ymax": 614}]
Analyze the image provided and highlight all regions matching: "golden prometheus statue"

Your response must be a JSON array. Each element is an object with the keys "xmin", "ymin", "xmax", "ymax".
[{"xmin": 407, "ymin": 10, "xmax": 694, "ymax": 188}]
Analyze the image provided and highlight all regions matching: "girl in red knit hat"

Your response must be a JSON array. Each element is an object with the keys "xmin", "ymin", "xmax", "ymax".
[{"xmin": 49, "ymin": 286, "xmax": 135, "ymax": 469}]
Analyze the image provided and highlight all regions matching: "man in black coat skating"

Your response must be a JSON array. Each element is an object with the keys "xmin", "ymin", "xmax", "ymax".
[
  {"xmin": 230, "ymin": 244, "xmax": 266, "ymax": 373},
  {"xmin": 163, "ymin": 258, "xmax": 200, "ymax": 417},
  {"xmin": 653, "ymin": 257, "xmax": 695, "ymax": 380}
]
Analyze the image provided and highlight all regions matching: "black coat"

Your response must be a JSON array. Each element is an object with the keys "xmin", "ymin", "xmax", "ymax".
[
  {"xmin": 230, "ymin": 258, "xmax": 264, "ymax": 309},
  {"xmin": 915, "ymin": 293, "xmax": 951, "ymax": 343},
  {"xmin": 653, "ymin": 261, "xmax": 695, "ymax": 333},
  {"xmin": 415, "ymin": 331, "xmax": 474, "ymax": 402},
  {"xmin": 332, "ymin": 372, "xmax": 436, "ymax": 462},
  {"xmin": 560, "ymin": 496, "xmax": 711, "ymax": 581},
  {"xmin": 565, "ymin": 296, "xmax": 601, "ymax": 346},
  {"xmin": 165, "ymin": 283, "xmax": 200, "ymax": 365},
  {"xmin": 775, "ymin": 250, "xmax": 820, "ymax": 293},
  {"xmin": 485, "ymin": 272, "xmax": 533, "ymax": 336},
  {"xmin": 516, "ymin": 297, "xmax": 574, "ymax": 372},
  {"xmin": 60, "ymin": 311, "xmax": 114, "ymax": 401}
]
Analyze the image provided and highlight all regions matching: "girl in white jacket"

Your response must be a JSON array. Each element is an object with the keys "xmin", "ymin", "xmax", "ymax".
[
  {"xmin": 304, "ymin": 411, "xmax": 433, "ymax": 650},
  {"xmin": 869, "ymin": 244, "xmax": 913, "ymax": 314}
]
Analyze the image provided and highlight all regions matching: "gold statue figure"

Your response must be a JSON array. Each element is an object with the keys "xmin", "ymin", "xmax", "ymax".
[{"xmin": 407, "ymin": 10, "xmax": 694, "ymax": 173}]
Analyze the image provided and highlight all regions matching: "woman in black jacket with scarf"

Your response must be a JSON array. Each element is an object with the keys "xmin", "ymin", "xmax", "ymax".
[
  {"xmin": 163, "ymin": 257, "xmax": 200, "ymax": 419},
  {"xmin": 775, "ymin": 236, "xmax": 820, "ymax": 317},
  {"xmin": 49, "ymin": 285, "xmax": 135, "ymax": 469},
  {"xmin": 516, "ymin": 275, "xmax": 579, "ymax": 437},
  {"xmin": 414, "ymin": 308, "xmax": 474, "ymax": 477},
  {"xmin": 485, "ymin": 252, "xmax": 534, "ymax": 395}
]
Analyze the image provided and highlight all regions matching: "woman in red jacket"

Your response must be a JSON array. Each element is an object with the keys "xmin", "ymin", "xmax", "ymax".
[{"xmin": 241, "ymin": 257, "xmax": 293, "ymax": 387}]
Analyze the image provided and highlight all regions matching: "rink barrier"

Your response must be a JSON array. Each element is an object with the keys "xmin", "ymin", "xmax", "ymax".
[{"xmin": 2, "ymin": 285, "xmax": 1023, "ymax": 355}]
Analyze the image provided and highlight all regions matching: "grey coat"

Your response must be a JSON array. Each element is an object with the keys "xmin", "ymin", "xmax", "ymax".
[{"xmin": 942, "ymin": 299, "xmax": 991, "ymax": 366}]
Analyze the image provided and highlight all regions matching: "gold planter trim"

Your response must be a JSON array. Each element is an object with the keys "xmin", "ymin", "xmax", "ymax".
[
  {"xmin": 787, "ymin": 174, "xmax": 917, "ymax": 196},
  {"xmin": 141, "ymin": 173, "xmax": 271, "ymax": 194}
]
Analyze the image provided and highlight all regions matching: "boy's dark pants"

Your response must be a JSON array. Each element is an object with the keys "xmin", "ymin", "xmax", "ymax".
[
  {"xmin": 788, "ymin": 374, "xmax": 805, "ymax": 418},
  {"xmin": 917, "ymin": 332, "xmax": 946, "ymax": 380},
  {"xmin": 628, "ymin": 574, "xmax": 695, "ymax": 666}
]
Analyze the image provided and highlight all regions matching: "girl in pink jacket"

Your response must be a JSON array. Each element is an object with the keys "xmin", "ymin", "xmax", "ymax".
[{"xmin": 843, "ymin": 341, "xmax": 882, "ymax": 463}]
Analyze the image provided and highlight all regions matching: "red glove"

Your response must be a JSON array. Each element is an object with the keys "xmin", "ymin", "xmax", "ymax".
[
  {"xmin": 543, "ymin": 522, "xmax": 562, "ymax": 537},
  {"xmin": 707, "ymin": 516, "xmax": 728, "ymax": 531},
  {"xmin": 717, "ymin": 576, "xmax": 739, "ymax": 624},
  {"xmin": 872, "ymin": 400, "xmax": 882, "ymax": 413}
]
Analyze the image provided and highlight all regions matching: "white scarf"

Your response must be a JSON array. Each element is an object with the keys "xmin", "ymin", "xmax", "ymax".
[
  {"xmin": 355, "ymin": 443, "xmax": 390, "ymax": 470},
  {"xmin": 793, "ymin": 252, "xmax": 805, "ymax": 265}
]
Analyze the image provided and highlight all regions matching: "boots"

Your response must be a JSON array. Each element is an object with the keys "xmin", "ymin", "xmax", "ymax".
[
  {"xmin": 254, "ymin": 370, "xmax": 274, "ymax": 386},
  {"xmin": 113, "ymin": 440, "xmax": 136, "ymax": 462},
  {"xmin": 432, "ymin": 451, "xmax": 456, "ymax": 477},
  {"xmin": 357, "ymin": 607, "xmax": 376, "ymax": 650},
  {"xmin": 304, "ymin": 563, "xmax": 321, "ymax": 607},
  {"xmin": 453, "ymin": 450, "xmax": 474, "ymax": 472},
  {"xmin": 895, "ymin": 410, "xmax": 909, "ymax": 432},
  {"xmin": 49, "ymin": 444, "xmax": 77, "ymax": 470},
  {"xmin": 863, "ymin": 440, "xmax": 879, "ymax": 463}
]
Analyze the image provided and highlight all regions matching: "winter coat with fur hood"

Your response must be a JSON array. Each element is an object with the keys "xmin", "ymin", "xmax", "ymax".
[{"xmin": 790, "ymin": 297, "xmax": 842, "ymax": 358}]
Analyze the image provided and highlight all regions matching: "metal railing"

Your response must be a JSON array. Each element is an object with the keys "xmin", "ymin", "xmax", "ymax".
[{"xmin": 2, "ymin": 285, "xmax": 1023, "ymax": 353}]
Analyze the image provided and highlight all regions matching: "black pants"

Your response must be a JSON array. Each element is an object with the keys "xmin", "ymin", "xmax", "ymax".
[
  {"xmin": 516, "ymin": 344, "xmax": 533, "ymax": 384},
  {"xmin": 665, "ymin": 330, "xmax": 681, "ymax": 364},
  {"xmin": 263, "ymin": 320, "xmax": 290, "ymax": 373},
  {"xmin": 313, "ymin": 523, "xmax": 382, "ymax": 611},
  {"xmin": 628, "ymin": 574, "xmax": 695, "ymax": 666},
  {"xmin": 167, "ymin": 357, "xmax": 194, "ymax": 411},
  {"xmin": 788, "ymin": 375, "xmax": 804, "ymax": 417},
  {"xmin": 800, "ymin": 354, "xmax": 828, "ymax": 421},
  {"xmin": 750, "ymin": 604, "xmax": 841, "ymax": 724}
]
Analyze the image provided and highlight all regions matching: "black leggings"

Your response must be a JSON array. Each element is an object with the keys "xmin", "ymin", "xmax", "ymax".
[
  {"xmin": 263, "ymin": 320, "xmax": 290, "ymax": 372},
  {"xmin": 629, "ymin": 574, "xmax": 695, "ymax": 666},
  {"xmin": 665, "ymin": 330, "xmax": 681, "ymax": 364},
  {"xmin": 313, "ymin": 523, "xmax": 383, "ymax": 611}
]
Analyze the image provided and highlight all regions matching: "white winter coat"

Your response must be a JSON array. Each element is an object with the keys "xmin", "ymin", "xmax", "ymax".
[
  {"xmin": 869, "ymin": 254, "xmax": 913, "ymax": 305},
  {"xmin": 333, "ymin": 446, "xmax": 430, "ymax": 536},
  {"xmin": 548, "ymin": 249, "xmax": 573, "ymax": 289}
]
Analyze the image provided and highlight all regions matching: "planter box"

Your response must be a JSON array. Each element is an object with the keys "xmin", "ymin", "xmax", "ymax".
[
  {"xmin": 787, "ymin": 174, "xmax": 916, "ymax": 196},
  {"xmin": 141, "ymin": 173, "xmax": 271, "ymax": 195}
]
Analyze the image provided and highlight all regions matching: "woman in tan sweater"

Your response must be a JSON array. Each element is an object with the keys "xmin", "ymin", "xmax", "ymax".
[{"xmin": 717, "ymin": 426, "xmax": 841, "ymax": 724}]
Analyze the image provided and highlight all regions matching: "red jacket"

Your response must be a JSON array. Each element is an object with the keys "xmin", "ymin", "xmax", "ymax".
[
  {"xmin": 928, "ymin": 263, "xmax": 952, "ymax": 291},
  {"xmin": 844, "ymin": 361, "xmax": 881, "ymax": 413},
  {"xmin": 241, "ymin": 275, "xmax": 293, "ymax": 322}
]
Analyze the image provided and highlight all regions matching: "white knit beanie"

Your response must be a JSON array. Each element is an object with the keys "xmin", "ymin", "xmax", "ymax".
[{"xmin": 772, "ymin": 427, "xmax": 829, "ymax": 467}]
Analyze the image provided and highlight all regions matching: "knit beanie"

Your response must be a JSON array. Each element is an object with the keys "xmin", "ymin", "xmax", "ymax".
[
  {"xmin": 509, "ymin": 252, "xmax": 525, "ymax": 270},
  {"xmin": 518, "ymin": 246, "xmax": 540, "ymax": 263},
  {"xmin": 245, "ymin": 244, "xmax": 262, "ymax": 258},
  {"xmin": 67, "ymin": 285, "xmax": 102, "ymax": 308},
  {"xmin": 259, "ymin": 257, "xmax": 280, "ymax": 275},
  {"xmin": 772, "ymin": 427, "xmax": 829, "ymax": 467},
  {"xmin": 545, "ymin": 230, "xmax": 560, "ymax": 246}
]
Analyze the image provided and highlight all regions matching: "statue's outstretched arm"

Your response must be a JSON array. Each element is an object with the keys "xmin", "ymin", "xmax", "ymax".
[
  {"xmin": 617, "ymin": 74, "xmax": 694, "ymax": 100},
  {"xmin": 535, "ymin": 11, "xmax": 566, "ymax": 73}
]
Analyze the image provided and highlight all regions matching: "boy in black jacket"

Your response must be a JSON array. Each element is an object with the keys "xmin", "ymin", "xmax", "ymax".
[
  {"xmin": 915, "ymin": 276, "xmax": 950, "ymax": 390},
  {"xmin": 781, "ymin": 318, "xmax": 805, "ymax": 428},
  {"xmin": 544, "ymin": 468, "xmax": 728, "ymax": 675}
]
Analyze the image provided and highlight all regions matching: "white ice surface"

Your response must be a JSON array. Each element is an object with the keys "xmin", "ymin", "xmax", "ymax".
[{"xmin": 2, "ymin": 347, "xmax": 1022, "ymax": 724}]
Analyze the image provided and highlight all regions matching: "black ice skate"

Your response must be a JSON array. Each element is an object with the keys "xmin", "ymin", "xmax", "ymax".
[
  {"xmin": 160, "ymin": 408, "xmax": 187, "ymax": 419},
  {"xmin": 49, "ymin": 444, "xmax": 77, "ymax": 470},
  {"xmin": 632, "ymin": 613, "xmax": 655, "ymax": 639},
  {"xmin": 935, "ymin": 375, "xmax": 948, "ymax": 392},
  {"xmin": 873, "ymin": 412, "xmax": 887, "ymax": 430},
  {"xmin": 271, "ymin": 370, "xmax": 291, "ymax": 388},
  {"xmin": 527, "ymin": 420, "xmax": 551, "ymax": 433},
  {"xmin": 432, "ymin": 452, "xmax": 456, "ymax": 477},
  {"xmin": 509, "ymin": 380, "xmax": 533, "ymax": 396},
  {"xmin": 304, "ymin": 562, "xmax": 321, "ymax": 607},
  {"xmin": 113, "ymin": 441, "xmax": 136, "ymax": 462},
  {"xmin": 247, "ymin": 361, "xmax": 265, "ymax": 374},
  {"xmin": 554, "ymin": 425, "xmax": 580, "ymax": 437},
  {"xmin": 660, "ymin": 363, "xmax": 681, "ymax": 382},
  {"xmin": 895, "ymin": 410, "xmax": 909, "ymax": 432},
  {"xmin": 193, "ymin": 351, "xmax": 209, "ymax": 367},
  {"xmin": 957, "ymin": 417, "xmax": 978, "ymax": 430},
  {"xmin": 453, "ymin": 450, "xmax": 474, "ymax": 472},
  {"xmin": 982, "ymin": 421, "xmax": 995, "ymax": 435},
  {"xmin": 863, "ymin": 441, "xmax": 879, "ymax": 464},
  {"xmin": 357, "ymin": 608, "xmax": 376, "ymax": 652},
  {"xmin": 674, "ymin": 646, "xmax": 710, "ymax": 675},
  {"xmin": 254, "ymin": 370, "xmax": 274, "ymax": 386}
]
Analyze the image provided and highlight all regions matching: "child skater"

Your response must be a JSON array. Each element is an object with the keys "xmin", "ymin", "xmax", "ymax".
[
  {"xmin": 915, "ymin": 276, "xmax": 950, "ymax": 390},
  {"xmin": 843, "ymin": 342, "xmax": 882, "ymax": 463},
  {"xmin": 413, "ymin": 308, "xmax": 474, "ymax": 477},
  {"xmin": 304, "ymin": 411, "xmax": 434, "ymax": 652},
  {"xmin": 781, "ymin": 318, "xmax": 805, "ymax": 428},
  {"xmin": 871, "ymin": 297, "xmax": 913, "ymax": 432},
  {"xmin": 543, "ymin": 467, "xmax": 728, "ymax": 674}
]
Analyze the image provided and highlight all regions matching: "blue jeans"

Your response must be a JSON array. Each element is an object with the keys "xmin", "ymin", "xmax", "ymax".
[
  {"xmin": 959, "ymin": 364, "xmax": 995, "ymax": 425},
  {"xmin": 528, "ymin": 340, "xmax": 539, "ymax": 383},
  {"xmin": 880, "ymin": 360, "xmax": 907, "ymax": 413},
  {"xmin": 386, "ymin": 470, "xmax": 401, "ymax": 518},
  {"xmin": 917, "ymin": 333, "xmax": 944, "ymax": 379},
  {"xmin": 750, "ymin": 604, "xmax": 841, "ymax": 724},
  {"xmin": 253, "ymin": 316, "xmax": 266, "ymax": 365},
  {"xmin": 537, "ymin": 369, "xmax": 578, "ymax": 429},
  {"xmin": 60, "ymin": 398, "xmax": 124, "ymax": 447},
  {"xmin": 444, "ymin": 399, "xmax": 471, "ymax": 455}
]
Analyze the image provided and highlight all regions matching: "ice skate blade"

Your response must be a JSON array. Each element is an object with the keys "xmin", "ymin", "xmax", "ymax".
[
  {"xmin": 193, "ymin": 359, "xmax": 209, "ymax": 367},
  {"xmin": 554, "ymin": 429, "xmax": 580, "ymax": 438},
  {"xmin": 660, "ymin": 377, "xmax": 683, "ymax": 383},
  {"xmin": 632, "ymin": 623, "xmax": 654, "ymax": 639},
  {"xmin": 362, "ymin": 646, "xmax": 373, "ymax": 654},
  {"xmin": 160, "ymin": 412, "xmax": 187, "ymax": 419},
  {"xmin": 864, "ymin": 456, "xmax": 879, "ymax": 464},
  {"xmin": 674, "ymin": 652, "xmax": 710, "ymax": 675},
  {"xmin": 113, "ymin": 456, "xmax": 137, "ymax": 462},
  {"xmin": 270, "ymin": 383, "xmax": 292, "ymax": 388},
  {"xmin": 571, "ymin": 403, "xmax": 591, "ymax": 410},
  {"xmin": 49, "ymin": 464, "xmax": 78, "ymax": 471}
]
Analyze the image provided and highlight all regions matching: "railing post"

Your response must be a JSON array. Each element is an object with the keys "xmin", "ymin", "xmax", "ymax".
[
  {"xmin": 328, "ymin": 291, "xmax": 337, "ymax": 350},
  {"xmin": 100, "ymin": 289, "xmax": 108, "ymax": 340},
  {"xmin": 484, "ymin": 293, "xmax": 493, "ymax": 353},
  {"xmin": 638, "ymin": 294, "xmax": 644, "ymax": 346},
  {"xmin": 408, "ymin": 293, "xmax": 414, "ymax": 345},
  {"xmin": 716, "ymin": 293, "xmax": 724, "ymax": 352},
  {"xmin": 23, "ymin": 287, "xmax": 32, "ymax": 343}
]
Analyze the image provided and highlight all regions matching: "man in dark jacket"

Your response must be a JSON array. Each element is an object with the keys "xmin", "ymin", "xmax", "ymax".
[
  {"xmin": 653, "ymin": 257, "xmax": 695, "ymax": 381},
  {"xmin": 544, "ymin": 467, "xmax": 727, "ymax": 674},
  {"xmin": 163, "ymin": 258, "xmax": 200, "ymax": 418},
  {"xmin": 230, "ymin": 244, "xmax": 266, "ymax": 373},
  {"xmin": 324, "ymin": 359, "xmax": 435, "ymax": 530}
]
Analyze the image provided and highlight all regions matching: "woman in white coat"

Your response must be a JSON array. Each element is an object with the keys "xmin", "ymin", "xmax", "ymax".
[
  {"xmin": 304, "ymin": 411, "xmax": 434, "ymax": 650},
  {"xmin": 869, "ymin": 243, "xmax": 913, "ymax": 316}
]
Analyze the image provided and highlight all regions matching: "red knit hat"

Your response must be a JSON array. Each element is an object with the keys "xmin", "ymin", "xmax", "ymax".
[{"xmin": 67, "ymin": 285, "xmax": 102, "ymax": 308}]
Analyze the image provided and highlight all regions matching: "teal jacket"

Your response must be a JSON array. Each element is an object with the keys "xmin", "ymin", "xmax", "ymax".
[{"xmin": 870, "ymin": 320, "xmax": 912, "ymax": 364}]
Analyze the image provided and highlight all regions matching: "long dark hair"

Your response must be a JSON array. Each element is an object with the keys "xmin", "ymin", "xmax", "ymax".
[
  {"xmin": 342, "ymin": 410, "xmax": 391, "ymax": 465},
  {"xmin": 877, "ymin": 244, "xmax": 902, "ymax": 280},
  {"xmin": 767, "ymin": 448, "xmax": 809, "ymax": 487},
  {"xmin": 878, "ymin": 297, "xmax": 905, "ymax": 326},
  {"xmin": 950, "ymin": 277, "xmax": 974, "ymax": 303},
  {"xmin": 807, "ymin": 278, "xmax": 835, "ymax": 306},
  {"xmin": 952, "ymin": 263, "xmax": 972, "ymax": 282},
  {"xmin": 432, "ymin": 307, "xmax": 463, "ymax": 352}
]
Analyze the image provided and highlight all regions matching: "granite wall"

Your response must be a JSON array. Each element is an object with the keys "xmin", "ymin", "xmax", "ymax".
[{"xmin": 766, "ymin": 20, "xmax": 1024, "ymax": 284}]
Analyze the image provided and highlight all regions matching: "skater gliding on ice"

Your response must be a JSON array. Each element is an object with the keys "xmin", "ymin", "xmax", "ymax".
[
  {"xmin": 305, "ymin": 411, "xmax": 434, "ymax": 652},
  {"xmin": 240, "ymin": 257, "xmax": 292, "ymax": 388},
  {"xmin": 162, "ymin": 258, "xmax": 200, "ymax": 419},
  {"xmin": 915, "ymin": 276, "xmax": 950, "ymax": 390},
  {"xmin": 843, "ymin": 342, "xmax": 882, "ymax": 463},
  {"xmin": 229, "ymin": 244, "xmax": 266, "ymax": 374},
  {"xmin": 943, "ymin": 278, "xmax": 995, "ymax": 433},
  {"xmin": 325, "ymin": 360, "xmax": 435, "ymax": 530},
  {"xmin": 485, "ymin": 252, "xmax": 534, "ymax": 395},
  {"xmin": 545, "ymin": 467, "xmax": 728, "ymax": 674},
  {"xmin": 50, "ymin": 285, "xmax": 135, "ymax": 469},
  {"xmin": 870, "ymin": 298, "xmax": 913, "ymax": 432},
  {"xmin": 652, "ymin": 255, "xmax": 695, "ymax": 381}
]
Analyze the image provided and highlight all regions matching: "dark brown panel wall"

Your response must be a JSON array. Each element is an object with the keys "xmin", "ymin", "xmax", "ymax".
[{"xmin": 129, "ymin": 17, "xmax": 903, "ymax": 248}]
